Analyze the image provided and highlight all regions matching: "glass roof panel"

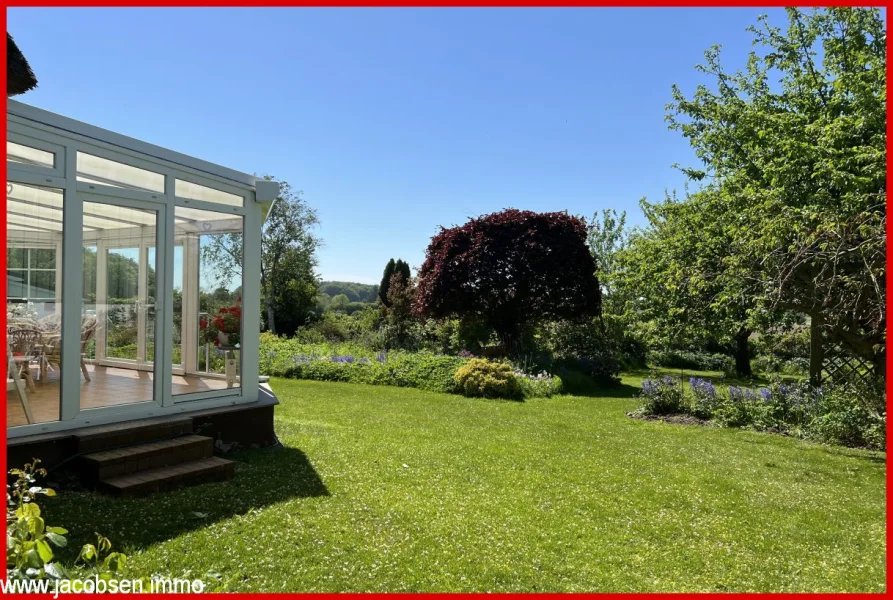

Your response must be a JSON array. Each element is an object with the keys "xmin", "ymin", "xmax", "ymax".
[
  {"xmin": 77, "ymin": 152, "xmax": 165, "ymax": 193},
  {"xmin": 8, "ymin": 141, "xmax": 55, "ymax": 169},
  {"xmin": 175, "ymin": 179, "xmax": 243, "ymax": 207},
  {"xmin": 175, "ymin": 206, "xmax": 242, "ymax": 234},
  {"xmin": 7, "ymin": 183, "xmax": 64, "ymax": 233}
]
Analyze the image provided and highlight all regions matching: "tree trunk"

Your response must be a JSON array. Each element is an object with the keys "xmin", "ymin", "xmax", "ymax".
[
  {"xmin": 495, "ymin": 323, "xmax": 521, "ymax": 358},
  {"xmin": 733, "ymin": 327, "xmax": 752, "ymax": 377},
  {"xmin": 809, "ymin": 314, "xmax": 823, "ymax": 385},
  {"xmin": 260, "ymin": 269, "xmax": 277, "ymax": 335}
]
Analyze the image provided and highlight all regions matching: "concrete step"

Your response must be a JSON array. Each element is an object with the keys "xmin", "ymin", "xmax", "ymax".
[
  {"xmin": 98, "ymin": 456, "xmax": 236, "ymax": 498},
  {"xmin": 79, "ymin": 435, "xmax": 214, "ymax": 484},
  {"xmin": 75, "ymin": 416, "xmax": 193, "ymax": 454}
]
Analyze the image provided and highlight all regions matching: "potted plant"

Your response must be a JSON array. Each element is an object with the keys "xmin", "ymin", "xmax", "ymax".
[{"xmin": 200, "ymin": 302, "xmax": 242, "ymax": 348}]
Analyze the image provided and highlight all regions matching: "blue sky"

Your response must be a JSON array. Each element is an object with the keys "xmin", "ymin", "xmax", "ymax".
[{"xmin": 8, "ymin": 7, "xmax": 787, "ymax": 284}]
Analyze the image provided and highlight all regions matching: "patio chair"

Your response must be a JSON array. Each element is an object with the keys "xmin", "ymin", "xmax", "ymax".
[
  {"xmin": 7, "ymin": 327, "xmax": 41, "ymax": 393},
  {"xmin": 6, "ymin": 343, "xmax": 34, "ymax": 424},
  {"xmin": 42, "ymin": 314, "xmax": 99, "ymax": 382}
]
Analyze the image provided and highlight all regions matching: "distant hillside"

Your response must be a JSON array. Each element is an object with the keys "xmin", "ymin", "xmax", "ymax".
[{"xmin": 319, "ymin": 281, "xmax": 379, "ymax": 303}]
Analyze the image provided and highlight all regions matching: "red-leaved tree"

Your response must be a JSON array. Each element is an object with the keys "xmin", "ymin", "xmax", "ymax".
[{"xmin": 414, "ymin": 209, "xmax": 601, "ymax": 351}]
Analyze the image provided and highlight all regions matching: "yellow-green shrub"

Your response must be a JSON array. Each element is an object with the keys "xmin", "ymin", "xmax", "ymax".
[{"xmin": 453, "ymin": 358, "xmax": 523, "ymax": 400}]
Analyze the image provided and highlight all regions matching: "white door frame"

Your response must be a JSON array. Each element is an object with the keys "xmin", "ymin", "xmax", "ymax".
[{"xmin": 78, "ymin": 191, "xmax": 168, "ymax": 409}]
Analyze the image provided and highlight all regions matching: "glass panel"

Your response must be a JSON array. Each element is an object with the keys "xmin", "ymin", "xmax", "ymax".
[
  {"xmin": 175, "ymin": 179, "xmax": 243, "ymax": 207},
  {"xmin": 77, "ymin": 152, "xmax": 165, "ymax": 193},
  {"xmin": 146, "ymin": 247, "xmax": 156, "ymax": 362},
  {"xmin": 7, "ymin": 269, "xmax": 26, "ymax": 299},
  {"xmin": 174, "ymin": 206, "xmax": 243, "ymax": 396},
  {"xmin": 7, "ymin": 247, "xmax": 26, "ymax": 269},
  {"xmin": 6, "ymin": 182, "xmax": 63, "ymax": 428},
  {"xmin": 7, "ymin": 141, "xmax": 55, "ymax": 169},
  {"xmin": 29, "ymin": 271, "xmax": 56, "ymax": 299},
  {"xmin": 31, "ymin": 248, "xmax": 56, "ymax": 269},
  {"xmin": 106, "ymin": 247, "xmax": 140, "ymax": 361},
  {"xmin": 82, "ymin": 201, "xmax": 159, "ymax": 410},
  {"xmin": 172, "ymin": 245, "xmax": 183, "ymax": 368},
  {"xmin": 83, "ymin": 246, "xmax": 98, "ymax": 361}
]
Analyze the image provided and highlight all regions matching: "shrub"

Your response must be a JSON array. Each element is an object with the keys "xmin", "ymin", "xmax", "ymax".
[
  {"xmin": 454, "ymin": 358, "xmax": 523, "ymax": 400},
  {"xmin": 753, "ymin": 354, "xmax": 809, "ymax": 376},
  {"xmin": 689, "ymin": 377, "xmax": 720, "ymax": 419},
  {"xmin": 648, "ymin": 349, "xmax": 734, "ymax": 373},
  {"xmin": 810, "ymin": 380, "xmax": 886, "ymax": 450},
  {"xmin": 6, "ymin": 459, "xmax": 126, "ymax": 582},
  {"xmin": 575, "ymin": 355, "xmax": 621, "ymax": 384},
  {"xmin": 541, "ymin": 319, "xmax": 622, "ymax": 383},
  {"xmin": 639, "ymin": 376, "xmax": 686, "ymax": 415},
  {"xmin": 713, "ymin": 385, "xmax": 767, "ymax": 428},
  {"xmin": 513, "ymin": 369, "xmax": 564, "ymax": 398}
]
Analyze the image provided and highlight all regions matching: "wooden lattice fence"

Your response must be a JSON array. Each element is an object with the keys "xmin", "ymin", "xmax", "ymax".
[{"xmin": 821, "ymin": 342, "xmax": 879, "ymax": 386}]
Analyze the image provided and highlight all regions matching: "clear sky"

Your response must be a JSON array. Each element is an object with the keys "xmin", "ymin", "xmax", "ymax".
[{"xmin": 8, "ymin": 7, "xmax": 788, "ymax": 284}]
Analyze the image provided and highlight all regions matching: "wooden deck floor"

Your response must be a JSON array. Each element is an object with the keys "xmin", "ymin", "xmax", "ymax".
[{"xmin": 7, "ymin": 364, "xmax": 230, "ymax": 428}]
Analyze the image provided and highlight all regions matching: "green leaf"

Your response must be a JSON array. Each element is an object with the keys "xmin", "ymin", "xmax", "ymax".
[
  {"xmin": 36, "ymin": 539, "xmax": 54, "ymax": 563},
  {"xmin": 78, "ymin": 543, "xmax": 96, "ymax": 562},
  {"xmin": 25, "ymin": 548, "xmax": 43, "ymax": 569},
  {"xmin": 46, "ymin": 532, "xmax": 68, "ymax": 548}
]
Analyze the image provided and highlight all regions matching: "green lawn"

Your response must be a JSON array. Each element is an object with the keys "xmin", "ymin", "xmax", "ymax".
[{"xmin": 45, "ymin": 375, "xmax": 885, "ymax": 592}]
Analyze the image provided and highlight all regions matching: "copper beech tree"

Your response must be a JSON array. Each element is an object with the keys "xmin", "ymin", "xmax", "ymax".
[{"xmin": 414, "ymin": 209, "xmax": 601, "ymax": 352}]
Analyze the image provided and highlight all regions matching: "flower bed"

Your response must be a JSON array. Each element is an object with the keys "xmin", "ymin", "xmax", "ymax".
[
  {"xmin": 259, "ymin": 333, "xmax": 564, "ymax": 399},
  {"xmin": 632, "ymin": 374, "xmax": 885, "ymax": 450}
]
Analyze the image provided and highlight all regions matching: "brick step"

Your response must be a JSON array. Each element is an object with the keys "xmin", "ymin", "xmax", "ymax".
[
  {"xmin": 75, "ymin": 416, "xmax": 193, "ymax": 454},
  {"xmin": 79, "ymin": 435, "xmax": 214, "ymax": 484},
  {"xmin": 98, "ymin": 456, "xmax": 236, "ymax": 498}
]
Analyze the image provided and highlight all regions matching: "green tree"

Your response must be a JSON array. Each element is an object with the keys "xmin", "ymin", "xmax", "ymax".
[
  {"xmin": 394, "ymin": 259, "xmax": 411, "ymax": 283},
  {"xmin": 617, "ymin": 191, "xmax": 759, "ymax": 375},
  {"xmin": 330, "ymin": 294, "xmax": 350, "ymax": 311},
  {"xmin": 665, "ymin": 7, "xmax": 886, "ymax": 376},
  {"xmin": 586, "ymin": 209, "xmax": 627, "ymax": 299},
  {"xmin": 378, "ymin": 259, "xmax": 396, "ymax": 307},
  {"xmin": 383, "ymin": 272, "xmax": 419, "ymax": 350},
  {"xmin": 201, "ymin": 177, "xmax": 321, "ymax": 335}
]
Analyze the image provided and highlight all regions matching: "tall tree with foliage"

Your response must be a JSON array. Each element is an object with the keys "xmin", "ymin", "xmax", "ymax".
[
  {"xmin": 202, "ymin": 178, "xmax": 321, "ymax": 336},
  {"xmin": 394, "ymin": 259, "xmax": 411, "ymax": 283},
  {"xmin": 383, "ymin": 272, "xmax": 418, "ymax": 350},
  {"xmin": 587, "ymin": 209, "xmax": 627, "ymax": 299},
  {"xmin": 617, "ymin": 191, "xmax": 760, "ymax": 376},
  {"xmin": 379, "ymin": 259, "xmax": 412, "ymax": 307},
  {"xmin": 378, "ymin": 259, "xmax": 396, "ymax": 306},
  {"xmin": 415, "ymin": 209, "xmax": 601, "ymax": 352},
  {"xmin": 665, "ymin": 7, "xmax": 886, "ymax": 376}
]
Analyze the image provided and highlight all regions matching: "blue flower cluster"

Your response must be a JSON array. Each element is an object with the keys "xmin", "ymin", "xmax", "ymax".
[{"xmin": 689, "ymin": 377, "xmax": 717, "ymax": 399}]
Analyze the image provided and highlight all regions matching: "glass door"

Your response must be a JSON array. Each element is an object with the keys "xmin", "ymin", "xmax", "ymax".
[{"xmin": 80, "ymin": 194, "xmax": 165, "ymax": 410}]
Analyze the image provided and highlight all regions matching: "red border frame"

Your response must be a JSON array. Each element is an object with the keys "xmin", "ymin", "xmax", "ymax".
[{"xmin": 0, "ymin": 3, "xmax": 888, "ymax": 597}]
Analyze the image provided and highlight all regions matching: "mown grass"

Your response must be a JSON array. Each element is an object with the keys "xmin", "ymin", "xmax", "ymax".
[{"xmin": 42, "ymin": 375, "xmax": 885, "ymax": 592}]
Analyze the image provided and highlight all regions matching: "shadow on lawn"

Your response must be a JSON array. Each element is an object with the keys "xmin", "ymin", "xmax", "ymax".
[
  {"xmin": 560, "ymin": 372, "xmax": 640, "ymax": 398},
  {"xmin": 48, "ymin": 445, "xmax": 328, "ymax": 559}
]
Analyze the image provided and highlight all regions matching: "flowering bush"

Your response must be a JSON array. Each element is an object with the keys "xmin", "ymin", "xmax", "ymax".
[
  {"xmin": 689, "ymin": 377, "xmax": 719, "ymax": 419},
  {"xmin": 513, "ymin": 369, "xmax": 564, "ymax": 398},
  {"xmin": 639, "ymin": 376, "xmax": 686, "ymax": 415},
  {"xmin": 634, "ymin": 371, "xmax": 885, "ymax": 450},
  {"xmin": 200, "ymin": 302, "xmax": 242, "ymax": 347}
]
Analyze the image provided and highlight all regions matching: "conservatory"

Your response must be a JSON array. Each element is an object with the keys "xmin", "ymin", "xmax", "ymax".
[{"xmin": 6, "ymin": 100, "xmax": 278, "ymax": 438}]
